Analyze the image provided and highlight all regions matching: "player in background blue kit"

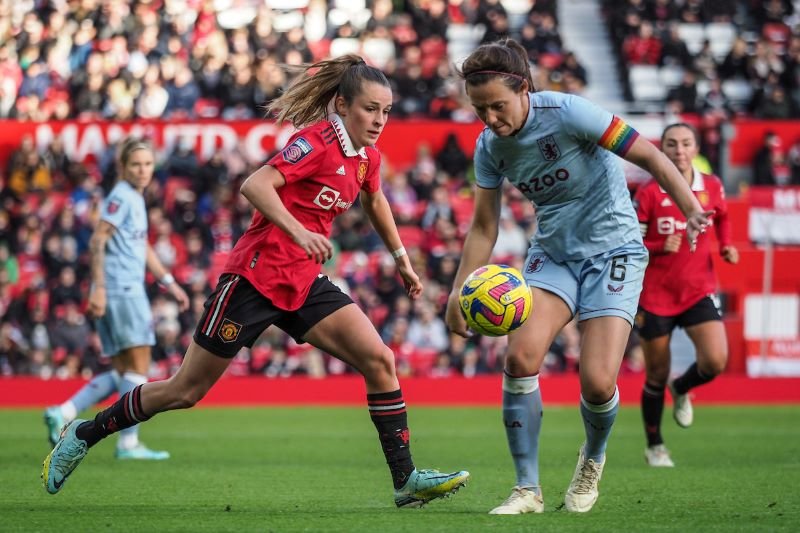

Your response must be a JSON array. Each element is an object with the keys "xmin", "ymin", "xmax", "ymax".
[
  {"xmin": 444, "ymin": 39, "xmax": 712, "ymax": 514},
  {"xmin": 44, "ymin": 138, "xmax": 189, "ymax": 459}
]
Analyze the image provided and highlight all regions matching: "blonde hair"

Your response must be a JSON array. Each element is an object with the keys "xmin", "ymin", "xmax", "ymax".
[
  {"xmin": 118, "ymin": 136, "xmax": 154, "ymax": 167},
  {"xmin": 266, "ymin": 54, "xmax": 390, "ymax": 128}
]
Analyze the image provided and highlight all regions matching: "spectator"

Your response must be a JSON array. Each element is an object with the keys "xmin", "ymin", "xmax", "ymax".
[
  {"xmin": 407, "ymin": 301, "xmax": 449, "ymax": 352},
  {"xmin": 166, "ymin": 63, "xmax": 200, "ymax": 118},
  {"xmin": 666, "ymin": 70, "xmax": 699, "ymax": 113},
  {"xmin": 136, "ymin": 64, "xmax": 169, "ymax": 119},
  {"xmin": 49, "ymin": 265, "xmax": 83, "ymax": 313},
  {"xmin": 436, "ymin": 133, "xmax": 470, "ymax": 181},
  {"xmin": 623, "ymin": 20, "xmax": 662, "ymax": 65},
  {"xmin": 753, "ymin": 131, "xmax": 792, "ymax": 186},
  {"xmin": 719, "ymin": 38, "xmax": 751, "ymax": 80},
  {"xmin": 755, "ymin": 85, "xmax": 795, "ymax": 118}
]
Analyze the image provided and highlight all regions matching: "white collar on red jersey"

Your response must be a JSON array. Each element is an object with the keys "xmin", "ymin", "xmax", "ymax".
[
  {"xmin": 690, "ymin": 167, "xmax": 705, "ymax": 191},
  {"xmin": 659, "ymin": 167, "xmax": 706, "ymax": 192},
  {"xmin": 329, "ymin": 113, "xmax": 368, "ymax": 159}
]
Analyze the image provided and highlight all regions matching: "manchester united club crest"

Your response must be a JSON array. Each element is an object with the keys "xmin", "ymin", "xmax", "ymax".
[
  {"xmin": 537, "ymin": 135, "xmax": 561, "ymax": 161},
  {"xmin": 696, "ymin": 191, "xmax": 709, "ymax": 206},
  {"xmin": 357, "ymin": 161, "xmax": 368, "ymax": 184},
  {"xmin": 218, "ymin": 318, "xmax": 242, "ymax": 343}
]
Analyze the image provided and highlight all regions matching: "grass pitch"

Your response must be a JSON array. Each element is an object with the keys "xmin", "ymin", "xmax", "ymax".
[{"xmin": 1, "ymin": 405, "xmax": 798, "ymax": 532}]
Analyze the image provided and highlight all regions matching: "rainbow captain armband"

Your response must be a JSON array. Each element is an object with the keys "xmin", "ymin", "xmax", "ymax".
[{"xmin": 598, "ymin": 116, "xmax": 639, "ymax": 156}]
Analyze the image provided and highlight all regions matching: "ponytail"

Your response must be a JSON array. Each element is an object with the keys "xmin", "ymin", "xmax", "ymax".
[{"xmin": 267, "ymin": 54, "xmax": 390, "ymax": 128}]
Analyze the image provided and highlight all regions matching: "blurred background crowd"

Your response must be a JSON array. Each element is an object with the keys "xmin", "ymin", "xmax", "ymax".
[{"xmin": 0, "ymin": 0, "xmax": 799, "ymax": 380}]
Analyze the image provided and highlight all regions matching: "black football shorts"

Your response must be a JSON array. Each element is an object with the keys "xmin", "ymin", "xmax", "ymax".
[
  {"xmin": 636, "ymin": 295, "xmax": 722, "ymax": 340},
  {"xmin": 193, "ymin": 273, "xmax": 353, "ymax": 358}
]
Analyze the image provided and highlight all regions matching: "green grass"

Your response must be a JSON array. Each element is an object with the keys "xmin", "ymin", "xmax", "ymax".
[{"xmin": 1, "ymin": 406, "xmax": 798, "ymax": 532}]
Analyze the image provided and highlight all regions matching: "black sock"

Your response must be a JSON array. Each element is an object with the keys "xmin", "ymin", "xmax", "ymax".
[
  {"xmin": 368, "ymin": 389, "xmax": 415, "ymax": 490},
  {"xmin": 642, "ymin": 383, "xmax": 665, "ymax": 447},
  {"xmin": 672, "ymin": 363, "xmax": 714, "ymax": 395},
  {"xmin": 76, "ymin": 384, "xmax": 152, "ymax": 447}
]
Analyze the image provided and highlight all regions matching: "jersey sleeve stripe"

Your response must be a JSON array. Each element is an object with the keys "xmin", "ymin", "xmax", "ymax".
[{"xmin": 597, "ymin": 115, "xmax": 639, "ymax": 156}]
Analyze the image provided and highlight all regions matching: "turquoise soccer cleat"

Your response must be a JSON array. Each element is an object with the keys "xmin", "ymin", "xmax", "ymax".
[
  {"xmin": 42, "ymin": 420, "xmax": 89, "ymax": 495},
  {"xmin": 394, "ymin": 468, "xmax": 470, "ymax": 508},
  {"xmin": 44, "ymin": 406, "xmax": 65, "ymax": 447},
  {"xmin": 115, "ymin": 444, "xmax": 170, "ymax": 460}
]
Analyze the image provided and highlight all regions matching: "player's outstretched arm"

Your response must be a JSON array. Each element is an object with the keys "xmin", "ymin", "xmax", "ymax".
[
  {"xmin": 241, "ymin": 165, "xmax": 333, "ymax": 264},
  {"xmin": 624, "ymin": 136, "xmax": 711, "ymax": 251},
  {"xmin": 445, "ymin": 186, "xmax": 501, "ymax": 337}
]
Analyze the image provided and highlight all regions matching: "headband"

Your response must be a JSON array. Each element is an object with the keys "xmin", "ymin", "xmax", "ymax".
[{"xmin": 466, "ymin": 70, "xmax": 526, "ymax": 82}]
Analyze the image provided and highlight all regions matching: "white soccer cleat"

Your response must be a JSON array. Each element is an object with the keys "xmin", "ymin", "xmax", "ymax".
[
  {"xmin": 669, "ymin": 380, "xmax": 694, "ymax": 428},
  {"xmin": 564, "ymin": 447, "xmax": 605, "ymax": 513},
  {"xmin": 489, "ymin": 486, "xmax": 544, "ymax": 514},
  {"xmin": 645, "ymin": 444, "xmax": 675, "ymax": 467}
]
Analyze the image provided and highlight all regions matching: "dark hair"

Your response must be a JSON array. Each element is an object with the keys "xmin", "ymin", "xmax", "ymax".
[
  {"xmin": 267, "ymin": 54, "xmax": 390, "ymax": 128},
  {"xmin": 457, "ymin": 38, "xmax": 535, "ymax": 92},
  {"xmin": 661, "ymin": 123, "xmax": 699, "ymax": 145}
]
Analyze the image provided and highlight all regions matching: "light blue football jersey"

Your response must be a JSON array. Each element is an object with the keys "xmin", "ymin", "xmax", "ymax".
[
  {"xmin": 100, "ymin": 180, "xmax": 148, "ymax": 295},
  {"xmin": 474, "ymin": 91, "xmax": 643, "ymax": 262}
]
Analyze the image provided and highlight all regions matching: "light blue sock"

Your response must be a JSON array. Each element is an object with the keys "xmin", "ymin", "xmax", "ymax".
[
  {"xmin": 580, "ymin": 387, "xmax": 619, "ymax": 462},
  {"xmin": 62, "ymin": 370, "xmax": 119, "ymax": 419},
  {"xmin": 502, "ymin": 373, "xmax": 543, "ymax": 492},
  {"xmin": 117, "ymin": 371, "xmax": 148, "ymax": 448}
]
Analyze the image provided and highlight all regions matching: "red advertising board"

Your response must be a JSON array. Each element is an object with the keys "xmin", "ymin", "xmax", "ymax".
[{"xmin": 0, "ymin": 119, "xmax": 484, "ymax": 170}]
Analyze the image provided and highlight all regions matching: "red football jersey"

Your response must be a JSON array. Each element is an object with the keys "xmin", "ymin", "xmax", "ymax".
[
  {"xmin": 634, "ymin": 170, "xmax": 732, "ymax": 316},
  {"xmin": 224, "ymin": 115, "xmax": 381, "ymax": 310}
]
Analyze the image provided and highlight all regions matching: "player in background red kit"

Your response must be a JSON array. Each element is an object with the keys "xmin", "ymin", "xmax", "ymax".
[
  {"xmin": 43, "ymin": 54, "xmax": 469, "ymax": 507},
  {"xmin": 634, "ymin": 123, "xmax": 739, "ymax": 467}
]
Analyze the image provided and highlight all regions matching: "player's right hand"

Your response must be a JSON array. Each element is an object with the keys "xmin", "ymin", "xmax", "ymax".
[
  {"xmin": 663, "ymin": 233, "xmax": 682, "ymax": 253},
  {"xmin": 445, "ymin": 292, "xmax": 471, "ymax": 338},
  {"xmin": 293, "ymin": 229, "xmax": 333, "ymax": 264},
  {"xmin": 87, "ymin": 287, "xmax": 106, "ymax": 319}
]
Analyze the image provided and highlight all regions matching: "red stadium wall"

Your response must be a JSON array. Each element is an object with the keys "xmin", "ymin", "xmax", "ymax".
[
  {"xmin": 0, "ymin": 119, "xmax": 484, "ymax": 170},
  {"xmin": 0, "ymin": 118, "xmax": 796, "ymax": 169},
  {"xmin": 1, "ymin": 375, "xmax": 799, "ymax": 407}
]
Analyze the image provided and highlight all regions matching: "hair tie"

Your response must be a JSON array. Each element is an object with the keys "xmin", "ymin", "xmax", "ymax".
[{"xmin": 467, "ymin": 70, "xmax": 525, "ymax": 82}]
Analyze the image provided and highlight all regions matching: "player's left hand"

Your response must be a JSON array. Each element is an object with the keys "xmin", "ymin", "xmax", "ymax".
[
  {"xmin": 397, "ymin": 262, "xmax": 423, "ymax": 299},
  {"xmin": 169, "ymin": 282, "xmax": 191, "ymax": 311},
  {"xmin": 721, "ymin": 245, "xmax": 739, "ymax": 264},
  {"xmin": 685, "ymin": 210, "xmax": 714, "ymax": 252}
]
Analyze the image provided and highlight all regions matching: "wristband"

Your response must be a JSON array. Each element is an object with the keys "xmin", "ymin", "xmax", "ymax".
[
  {"xmin": 160, "ymin": 273, "xmax": 175, "ymax": 286},
  {"xmin": 391, "ymin": 246, "xmax": 407, "ymax": 259}
]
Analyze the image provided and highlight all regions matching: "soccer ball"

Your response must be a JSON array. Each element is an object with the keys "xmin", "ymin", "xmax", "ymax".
[{"xmin": 459, "ymin": 264, "xmax": 532, "ymax": 337}]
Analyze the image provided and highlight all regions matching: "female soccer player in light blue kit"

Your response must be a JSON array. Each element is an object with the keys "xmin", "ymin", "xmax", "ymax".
[
  {"xmin": 445, "ymin": 39, "xmax": 712, "ymax": 514},
  {"xmin": 44, "ymin": 138, "xmax": 189, "ymax": 459}
]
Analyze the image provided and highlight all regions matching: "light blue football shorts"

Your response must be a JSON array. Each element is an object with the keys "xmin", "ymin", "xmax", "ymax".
[
  {"xmin": 521, "ymin": 240, "xmax": 648, "ymax": 325},
  {"xmin": 95, "ymin": 291, "xmax": 155, "ymax": 356}
]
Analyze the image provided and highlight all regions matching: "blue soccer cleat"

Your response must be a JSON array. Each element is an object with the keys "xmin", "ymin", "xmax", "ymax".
[
  {"xmin": 394, "ymin": 468, "xmax": 470, "ymax": 508},
  {"xmin": 44, "ymin": 406, "xmax": 65, "ymax": 447},
  {"xmin": 42, "ymin": 420, "xmax": 89, "ymax": 494},
  {"xmin": 115, "ymin": 444, "xmax": 170, "ymax": 460}
]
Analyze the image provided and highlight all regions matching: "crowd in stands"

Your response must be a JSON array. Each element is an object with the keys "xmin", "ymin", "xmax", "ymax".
[
  {"xmin": 0, "ymin": 0, "xmax": 601, "ymax": 380},
  {"xmin": 0, "ymin": 0, "xmax": 585, "ymax": 123},
  {"xmin": 604, "ymin": 0, "xmax": 800, "ymax": 172},
  {"xmin": 3, "ymin": 0, "xmax": 799, "ymax": 380},
  {"xmin": 0, "ymin": 127, "xmax": 618, "ymax": 380}
]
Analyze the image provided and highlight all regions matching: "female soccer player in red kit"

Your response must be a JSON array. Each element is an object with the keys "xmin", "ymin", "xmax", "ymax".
[
  {"xmin": 44, "ymin": 55, "xmax": 469, "ymax": 507},
  {"xmin": 634, "ymin": 123, "xmax": 739, "ymax": 467}
]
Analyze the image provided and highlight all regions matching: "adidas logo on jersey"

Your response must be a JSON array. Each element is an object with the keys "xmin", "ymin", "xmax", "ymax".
[
  {"xmin": 336, "ymin": 165, "xmax": 346, "ymax": 176},
  {"xmin": 661, "ymin": 198, "xmax": 672, "ymax": 207}
]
